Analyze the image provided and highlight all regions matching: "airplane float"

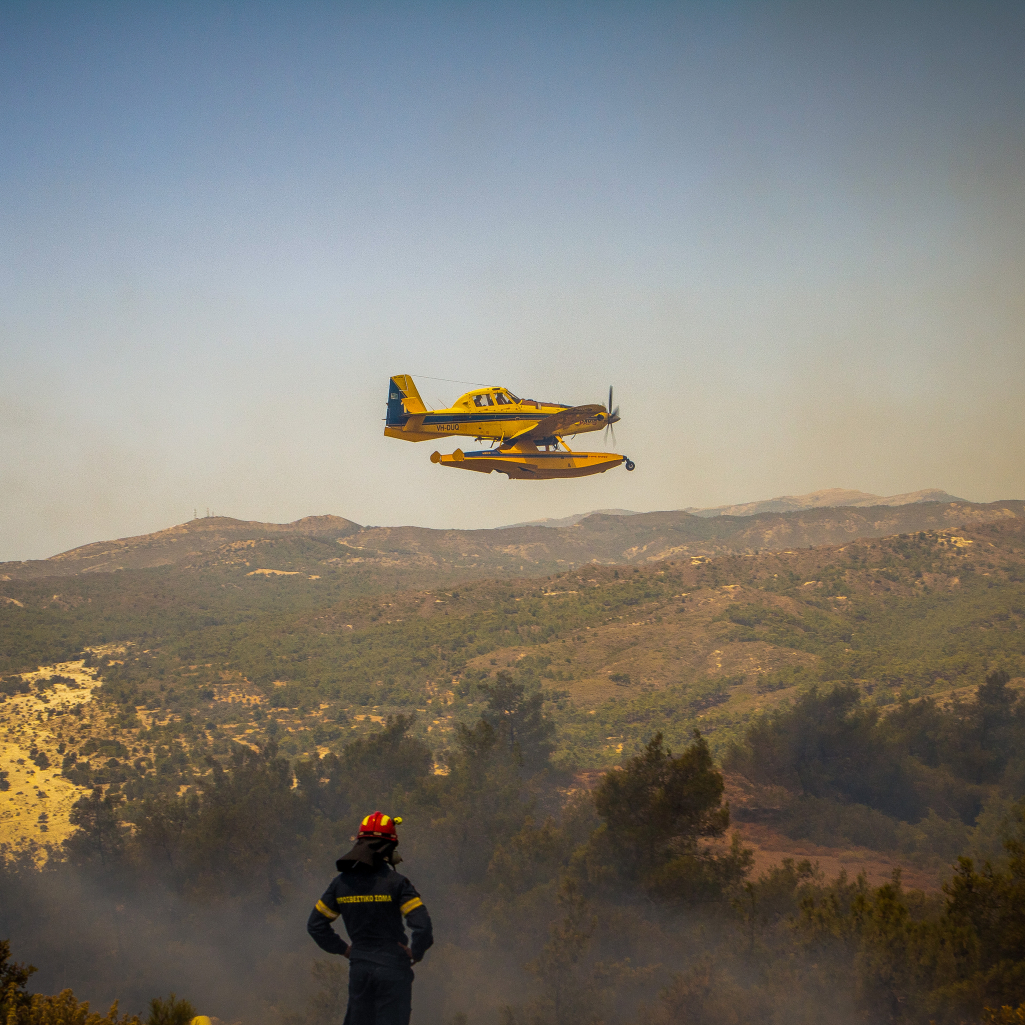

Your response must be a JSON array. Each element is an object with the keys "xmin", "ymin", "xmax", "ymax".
[{"xmin": 384, "ymin": 374, "xmax": 635, "ymax": 480}]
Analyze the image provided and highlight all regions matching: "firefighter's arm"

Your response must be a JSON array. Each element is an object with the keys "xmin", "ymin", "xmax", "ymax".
[
  {"xmin": 400, "ymin": 890, "xmax": 434, "ymax": 962},
  {"xmin": 307, "ymin": 891, "xmax": 351, "ymax": 957}
]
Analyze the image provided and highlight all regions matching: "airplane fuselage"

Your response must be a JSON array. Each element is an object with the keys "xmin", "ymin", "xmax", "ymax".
[{"xmin": 385, "ymin": 377, "xmax": 606, "ymax": 444}]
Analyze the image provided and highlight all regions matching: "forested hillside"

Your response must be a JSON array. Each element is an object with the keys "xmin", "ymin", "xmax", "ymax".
[
  {"xmin": 3, "ymin": 506, "xmax": 1025, "ymax": 1024},
  {"xmin": 5, "ymin": 689, "xmax": 1025, "ymax": 1025},
  {"xmin": 3, "ymin": 513, "xmax": 1024, "ymax": 774}
]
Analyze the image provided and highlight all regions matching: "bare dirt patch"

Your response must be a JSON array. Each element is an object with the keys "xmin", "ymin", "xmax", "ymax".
[
  {"xmin": 0, "ymin": 661, "xmax": 103, "ymax": 856},
  {"xmin": 735, "ymin": 820, "xmax": 944, "ymax": 891}
]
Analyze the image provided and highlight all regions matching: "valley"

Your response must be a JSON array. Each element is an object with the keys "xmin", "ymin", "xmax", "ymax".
[
  {"xmin": 2, "ymin": 501, "xmax": 1024, "ymax": 867},
  {"xmin": 4, "ymin": 498, "xmax": 1025, "ymax": 1024}
]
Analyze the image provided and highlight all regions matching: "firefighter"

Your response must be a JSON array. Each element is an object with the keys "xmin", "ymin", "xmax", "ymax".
[{"xmin": 307, "ymin": 811, "xmax": 433, "ymax": 1025}]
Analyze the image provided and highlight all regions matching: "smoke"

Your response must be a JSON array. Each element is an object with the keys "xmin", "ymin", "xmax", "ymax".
[
  {"xmin": 0, "ymin": 722, "xmax": 928, "ymax": 1025},
  {"xmin": 2, "ymin": 829, "xmax": 907, "ymax": 1025},
  {"xmin": 1, "ymin": 860, "xmax": 313, "ymax": 1020}
]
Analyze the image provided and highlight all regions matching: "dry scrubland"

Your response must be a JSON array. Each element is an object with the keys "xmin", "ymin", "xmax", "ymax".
[
  {"xmin": 0, "ymin": 662, "xmax": 100, "ymax": 851},
  {"xmin": 3, "ymin": 499, "xmax": 1025, "ymax": 1024},
  {"xmin": 0, "ymin": 500, "xmax": 1020, "ymax": 869},
  {"xmin": 1, "ymin": 504, "xmax": 1024, "ymax": 870}
]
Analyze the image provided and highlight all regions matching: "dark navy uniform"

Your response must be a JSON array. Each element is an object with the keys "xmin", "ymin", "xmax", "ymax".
[{"xmin": 308, "ymin": 860, "xmax": 433, "ymax": 1025}]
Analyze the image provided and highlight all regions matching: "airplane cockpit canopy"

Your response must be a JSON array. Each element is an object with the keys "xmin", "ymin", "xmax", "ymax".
[{"xmin": 465, "ymin": 388, "xmax": 520, "ymax": 408}]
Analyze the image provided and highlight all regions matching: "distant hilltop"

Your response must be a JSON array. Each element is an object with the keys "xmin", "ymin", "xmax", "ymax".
[
  {"xmin": 503, "ymin": 508, "xmax": 644, "ymax": 529},
  {"xmin": 684, "ymin": 487, "xmax": 966, "ymax": 519},
  {"xmin": 508, "ymin": 488, "xmax": 965, "ymax": 528}
]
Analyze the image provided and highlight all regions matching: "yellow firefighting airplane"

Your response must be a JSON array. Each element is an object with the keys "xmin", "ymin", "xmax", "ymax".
[{"xmin": 385, "ymin": 375, "xmax": 635, "ymax": 480}]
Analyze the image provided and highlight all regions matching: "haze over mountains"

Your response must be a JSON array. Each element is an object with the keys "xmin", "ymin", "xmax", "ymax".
[
  {"xmin": 0, "ymin": 490, "xmax": 1018, "ymax": 583},
  {"xmin": 684, "ymin": 487, "xmax": 966, "ymax": 517},
  {"xmin": 513, "ymin": 488, "xmax": 966, "ymax": 527},
  {"xmin": 505, "ymin": 489, "xmax": 966, "ymax": 529}
]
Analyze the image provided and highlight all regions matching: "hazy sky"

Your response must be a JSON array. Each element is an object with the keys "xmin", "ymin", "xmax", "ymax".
[{"xmin": 2, "ymin": 1, "xmax": 1023, "ymax": 560}]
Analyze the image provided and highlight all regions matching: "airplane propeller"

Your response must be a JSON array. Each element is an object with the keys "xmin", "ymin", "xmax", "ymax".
[{"xmin": 603, "ymin": 386, "xmax": 620, "ymax": 449}]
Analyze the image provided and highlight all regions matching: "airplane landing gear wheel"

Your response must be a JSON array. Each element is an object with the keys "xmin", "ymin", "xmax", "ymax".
[{"xmin": 624, "ymin": 459, "xmax": 635, "ymax": 471}]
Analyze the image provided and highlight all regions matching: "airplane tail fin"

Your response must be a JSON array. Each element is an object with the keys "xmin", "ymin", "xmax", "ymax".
[{"xmin": 387, "ymin": 375, "xmax": 428, "ymax": 425}]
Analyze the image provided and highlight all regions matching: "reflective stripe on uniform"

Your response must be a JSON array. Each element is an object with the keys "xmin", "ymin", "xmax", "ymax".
[
  {"xmin": 315, "ymin": 900, "xmax": 339, "ymax": 920},
  {"xmin": 400, "ymin": 897, "xmax": 423, "ymax": 916}
]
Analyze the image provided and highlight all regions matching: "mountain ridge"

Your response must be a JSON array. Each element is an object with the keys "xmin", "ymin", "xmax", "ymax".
[
  {"xmin": 1, "ymin": 498, "xmax": 1021, "ymax": 582},
  {"xmin": 503, "ymin": 488, "xmax": 965, "ymax": 529},
  {"xmin": 685, "ymin": 487, "xmax": 965, "ymax": 518}
]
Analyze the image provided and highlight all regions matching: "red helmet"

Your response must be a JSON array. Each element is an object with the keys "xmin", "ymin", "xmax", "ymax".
[{"xmin": 357, "ymin": 811, "xmax": 402, "ymax": 841}]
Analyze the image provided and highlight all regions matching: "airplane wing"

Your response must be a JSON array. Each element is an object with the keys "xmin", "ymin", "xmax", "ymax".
[{"xmin": 507, "ymin": 404, "xmax": 607, "ymax": 443}]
